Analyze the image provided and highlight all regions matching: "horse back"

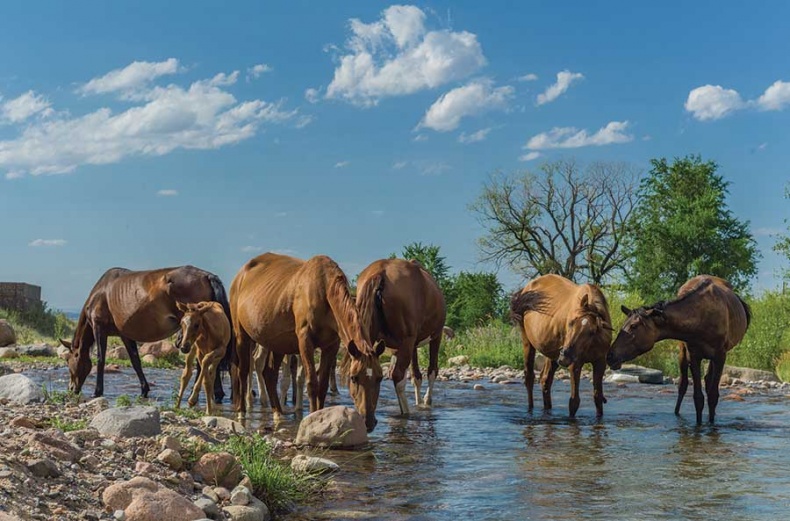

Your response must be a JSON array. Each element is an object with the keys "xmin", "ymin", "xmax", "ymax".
[{"xmin": 679, "ymin": 276, "xmax": 750, "ymax": 349}]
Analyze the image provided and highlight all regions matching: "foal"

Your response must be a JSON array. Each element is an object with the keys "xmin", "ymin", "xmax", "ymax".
[{"xmin": 175, "ymin": 301, "xmax": 231, "ymax": 415}]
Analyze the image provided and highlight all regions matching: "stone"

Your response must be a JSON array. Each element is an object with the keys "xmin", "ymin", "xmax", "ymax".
[
  {"xmin": 160, "ymin": 435, "xmax": 182, "ymax": 452},
  {"xmin": 447, "ymin": 355, "xmax": 469, "ymax": 367},
  {"xmin": 605, "ymin": 373, "xmax": 640, "ymax": 384},
  {"xmin": 114, "ymin": 511, "xmax": 127, "ymax": 521},
  {"xmin": 80, "ymin": 454, "xmax": 100, "ymax": 469},
  {"xmin": 27, "ymin": 458, "xmax": 60, "ymax": 478},
  {"xmin": 90, "ymin": 406, "xmax": 161, "ymax": 438},
  {"xmin": 230, "ymin": 485, "xmax": 252, "ymax": 505},
  {"xmin": 294, "ymin": 406, "xmax": 368, "ymax": 448},
  {"xmin": 192, "ymin": 452, "xmax": 242, "ymax": 489},
  {"xmin": 0, "ymin": 512, "xmax": 24, "ymax": 521},
  {"xmin": 187, "ymin": 427, "xmax": 220, "ymax": 444},
  {"xmin": 108, "ymin": 345, "xmax": 130, "ymax": 360},
  {"xmin": 0, "ymin": 347, "xmax": 19, "ymax": 359},
  {"xmin": 473, "ymin": 384, "xmax": 485, "ymax": 391},
  {"xmin": 0, "ymin": 374, "xmax": 44, "ymax": 404},
  {"xmin": 0, "ymin": 319, "xmax": 15, "ymax": 347},
  {"xmin": 28, "ymin": 430, "xmax": 83, "ymax": 462},
  {"xmin": 290, "ymin": 455, "xmax": 339, "ymax": 474},
  {"xmin": 201, "ymin": 486, "xmax": 220, "ymax": 503},
  {"xmin": 722, "ymin": 365, "xmax": 781, "ymax": 383},
  {"xmin": 142, "ymin": 354, "xmax": 157, "ymax": 364},
  {"xmin": 214, "ymin": 487, "xmax": 231, "ymax": 501},
  {"xmin": 201, "ymin": 416, "xmax": 246, "ymax": 434},
  {"xmin": 135, "ymin": 461, "xmax": 155, "ymax": 474},
  {"xmin": 611, "ymin": 364, "xmax": 665, "ymax": 384},
  {"xmin": 194, "ymin": 497, "xmax": 220, "ymax": 519},
  {"xmin": 222, "ymin": 496, "xmax": 270, "ymax": 521},
  {"xmin": 15, "ymin": 344, "xmax": 56, "ymax": 357},
  {"xmin": 10, "ymin": 416, "xmax": 37, "ymax": 429},
  {"xmin": 139, "ymin": 340, "xmax": 178, "ymax": 359},
  {"xmin": 83, "ymin": 397, "xmax": 110, "ymax": 413},
  {"xmin": 157, "ymin": 449, "xmax": 183, "ymax": 470},
  {"xmin": 102, "ymin": 476, "xmax": 205, "ymax": 521}
]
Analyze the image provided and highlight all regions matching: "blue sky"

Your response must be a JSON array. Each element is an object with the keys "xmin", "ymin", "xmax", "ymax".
[{"xmin": 1, "ymin": 1, "xmax": 788, "ymax": 311}]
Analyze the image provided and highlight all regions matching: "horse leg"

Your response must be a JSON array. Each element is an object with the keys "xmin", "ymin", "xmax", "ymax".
[
  {"xmin": 212, "ymin": 366, "xmax": 225, "ymax": 405},
  {"xmin": 329, "ymin": 355, "xmax": 339, "ymax": 396},
  {"xmin": 263, "ymin": 352, "xmax": 285, "ymax": 421},
  {"xmin": 675, "ymin": 342, "xmax": 690, "ymax": 416},
  {"xmin": 540, "ymin": 358, "xmax": 559, "ymax": 410},
  {"xmin": 316, "ymin": 343, "xmax": 338, "ymax": 410},
  {"xmin": 522, "ymin": 331, "xmax": 536, "ymax": 411},
  {"xmin": 93, "ymin": 325, "xmax": 108, "ymax": 398},
  {"xmin": 202, "ymin": 352, "xmax": 223, "ymax": 415},
  {"xmin": 188, "ymin": 350, "xmax": 209, "ymax": 408},
  {"xmin": 295, "ymin": 356, "xmax": 305, "ymax": 413},
  {"xmin": 280, "ymin": 353, "xmax": 292, "ymax": 406},
  {"xmin": 593, "ymin": 359, "xmax": 607, "ymax": 417},
  {"xmin": 121, "ymin": 336, "xmax": 150, "ymax": 398},
  {"xmin": 233, "ymin": 326, "xmax": 253, "ymax": 419},
  {"xmin": 411, "ymin": 343, "xmax": 423, "ymax": 407},
  {"xmin": 423, "ymin": 334, "xmax": 441, "ymax": 406},
  {"xmin": 297, "ymin": 329, "xmax": 319, "ymax": 413},
  {"xmin": 569, "ymin": 363, "xmax": 582, "ymax": 418},
  {"xmin": 707, "ymin": 353, "xmax": 726, "ymax": 423},
  {"xmin": 392, "ymin": 342, "xmax": 414, "ymax": 415},
  {"xmin": 176, "ymin": 346, "xmax": 196, "ymax": 409},
  {"xmin": 254, "ymin": 346, "xmax": 269, "ymax": 408},
  {"xmin": 689, "ymin": 353, "xmax": 705, "ymax": 425}
]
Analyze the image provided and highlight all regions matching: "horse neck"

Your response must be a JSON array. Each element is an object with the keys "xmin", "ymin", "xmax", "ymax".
[
  {"xmin": 656, "ymin": 296, "xmax": 702, "ymax": 342},
  {"xmin": 324, "ymin": 271, "xmax": 366, "ymax": 350}
]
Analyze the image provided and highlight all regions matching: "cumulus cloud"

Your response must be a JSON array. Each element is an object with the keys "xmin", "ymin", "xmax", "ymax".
[
  {"xmin": 684, "ymin": 85, "xmax": 744, "ymax": 121},
  {"xmin": 156, "ymin": 189, "xmax": 178, "ymax": 197},
  {"xmin": 519, "ymin": 151, "xmax": 541, "ymax": 162},
  {"xmin": 418, "ymin": 80, "xmax": 513, "ymax": 132},
  {"xmin": 1, "ymin": 91, "xmax": 53, "ymax": 123},
  {"xmin": 78, "ymin": 58, "xmax": 180, "ymax": 96},
  {"xmin": 29, "ymin": 239, "xmax": 66, "ymax": 247},
  {"xmin": 518, "ymin": 73, "xmax": 538, "ymax": 82},
  {"xmin": 0, "ymin": 60, "xmax": 298, "ymax": 178},
  {"xmin": 325, "ymin": 5, "xmax": 486, "ymax": 106},
  {"xmin": 536, "ymin": 70, "xmax": 584, "ymax": 106},
  {"xmin": 525, "ymin": 121, "xmax": 633, "ymax": 150},
  {"xmin": 247, "ymin": 64, "xmax": 273, "ymax": 81},
  {"xmin": 458, "ymin": 127, "xmax": 491, "ymax": 143},
  {"xmin": 756, "ymin": 80, "xmax": 790, "ymax": 111}
]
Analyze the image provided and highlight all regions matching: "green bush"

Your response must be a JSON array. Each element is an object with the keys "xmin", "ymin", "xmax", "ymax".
[
  {"xmin": 728, "ymin": 292, "xmax": 790, "ymax": 371},
  {"xmin": 775, "ymin": 351, "xmax": 790, "ymax": 383},
  {"xmin": 0, "ymin": 303, "xmax": 75, "ymax": 344},
  {"xmin": 427, "ymin": 320, "xmax": 523, "ymax": 369}
]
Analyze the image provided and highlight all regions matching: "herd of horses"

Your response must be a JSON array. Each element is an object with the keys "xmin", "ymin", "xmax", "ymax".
[{"xmin": 61, "ymin": 252, "xmax": 752, "ymax": 431}]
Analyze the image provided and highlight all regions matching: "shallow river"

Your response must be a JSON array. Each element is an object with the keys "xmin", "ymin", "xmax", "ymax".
[{"xmin": 30, "ymin": 366, "xmax": 790, "ymax": 520}]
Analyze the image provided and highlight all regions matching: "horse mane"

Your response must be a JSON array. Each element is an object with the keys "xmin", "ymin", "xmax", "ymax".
[
  {"xmin": 639, "ymin": 277, "xmax": 715, "ymax": 316},
  {"xmin": 356, "ymin": 272, "xmax": 386, "ymax": 348},
  {"xmin": 510, "ymin": 289, "xmax": 549, "ymax": 323},
  {"xmin": 325, "ymin": 264, "xmax": 367, "ymax": 353}
]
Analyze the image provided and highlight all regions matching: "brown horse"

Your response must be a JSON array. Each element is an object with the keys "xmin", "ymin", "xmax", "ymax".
[
  {"xmin": 60, "ymin": 266, "xmax": 233, "ymax": 398},
  {"xmin": 230, "ymin": 253, "xmax": 384, "ymax": 430},
  {"xmin": 607, "ymin": 275, "xmax": 751, "ymax": 424},
  {"xmin": 511, "ymin": 274, "xmax": 613, "ymax": 417},
  {"xmin": 354, "ymin": 258, "xmax": 446, "ymax": 416},
  {"xmin": 175, "ymin": 301, "xmax": 231, "ymax": 415}
]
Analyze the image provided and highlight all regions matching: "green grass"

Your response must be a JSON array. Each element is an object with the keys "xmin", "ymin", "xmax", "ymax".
[
  {"xmin": 776, "ymin": 351, "xmax": 790, "ymax": 383},
  {"xmin": 0, "ymin": 305, "xmax": 74, "ymax": 345},
  {"xmin": 115, "ymin": 394, "xmax": 132, "ymax": 407},
  {"xmin": 41, "ymin": 383, "xmax": 81, "ymax": 405},
  {"xmin": 425, "ymin": 320, "xmax": 522, "ymax": 369},
  {"xmin": 728, "ymin": 291, "xmax": 790, "ymax": 371},
  {"xmin": 208, "ymin": 434, "xmax": 327, "ymax": 513},
  {"xmin": 46, "ymin": 417, "xmax": 88, "ymax": 432}
]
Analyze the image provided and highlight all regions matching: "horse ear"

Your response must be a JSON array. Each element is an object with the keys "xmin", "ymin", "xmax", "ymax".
[
  {"xmin": 374, "ymin": 340, "xmax": 385, "ymax": 357},
  {"xmin": 196, "ymin": 301, "xmax": 212, "ymax": 313},
  {"xmin": 176, "ymin": 301, "xmax": 189, "ymax": 313},
  {"xmin": 347, "ymin": 340, "xmax": 362, "ymax": 359},
  {"xmin": 621, "ymin": 305, "xmax": 631, "ymax": 316},
  {"xmin": 580, "ymin": 294, "xmax": 589, "ymax": 308},
  {"xmin": 59, "ymin": 338, "xmax": 72, "ymax": 349}
]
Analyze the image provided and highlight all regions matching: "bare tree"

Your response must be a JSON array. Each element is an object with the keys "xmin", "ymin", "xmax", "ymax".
[{"xmin": 470, "ymin": 159, "xmax": 639, "ymax": 285}]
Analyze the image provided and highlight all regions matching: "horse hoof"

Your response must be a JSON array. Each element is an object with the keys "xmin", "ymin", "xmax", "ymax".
[{"xmin": 187, "ymin": 400, "xmax": 198, "ymax": 408}]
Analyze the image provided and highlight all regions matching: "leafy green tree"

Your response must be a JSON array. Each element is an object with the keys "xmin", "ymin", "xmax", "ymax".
[
  {"xmin": 447, "ymin": 271, "xmax": 505, "ymax": 330},
  {"xmin": 774, "ymin": 184, "xmax": 790, "ymax": 279},
  {"xmin": 628, "ymin": 155, "xmax": 759, "ymax": 301}
]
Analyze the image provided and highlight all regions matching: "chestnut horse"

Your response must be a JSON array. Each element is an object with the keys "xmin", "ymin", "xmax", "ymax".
[
  {"xmin": 354, "ymin": 258, "xmax": 446, "ymax": 415},
  {"xmin": 175, "ymin": 301, "xmax": 231, "ymax": 415},
  {"xmin": 607, "ymin": 276, "xmax": 751, "ymax": 424},
  {"xmin": 230, "ymin": 253, "xmax": 384, "ymax": 430},
  {"xmin": 60, "ymin": 266, "xmax": 233, "ymax": 398},
  {"xmin": 511, "ymin": 274, "xmax": 613, "ymax": 417}
]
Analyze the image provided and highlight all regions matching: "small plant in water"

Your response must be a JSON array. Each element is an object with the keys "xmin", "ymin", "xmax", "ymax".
[{"xmin": 41, "ymin": 382, "xmax": 80, "ymax": 406}]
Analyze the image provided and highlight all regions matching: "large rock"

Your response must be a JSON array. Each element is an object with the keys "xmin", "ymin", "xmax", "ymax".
[
  {"xmin": 447, "ymin": 355, "xmax": 469, "ymax": 367},
  {"xmin": 290, "ymin": 455, "xmax": 339, "ymax": 474},
  {"xmin": 0, "ymin": 373, "xmax": 44, "ymax": 404},
  {"xmin": 103, "ymin": 476, "xmax": 205, "ymax": 521},
  {"xmin": 15, "ymin": 344, "xmax": 56, "ymax": 357},
  {"xmin": 108, "ymin": 345, "xmax": 130, "ymax": 360},
  {"xmin": 0, "ymin": 319, "xmax": 15, "ymax": 347},
  {"xmin": 0, "ymin": 348, "xmax": 19, "ymax": 359},
  {"xmin": 722, "ymin": 365, "xmax": 780, "ymax": 383},
  {"xmin": 191, "ymin": 452, "xmax": 242, "ymax": 489},
  {"xmin": 90, "ymin": 407, "xmax": 161, "ymax": 438},
  {"xmin": 294, "ymin": 406, "xmax": 368, "ymax": 448},
  {"xmin": 609, "ymin": 364, "xmax": 664, "ymax": 384},
  {"xmin": 139, "ymin": 341, "xmax": 178, "ymax": 359},
  {"xmin": 222, "ymin": 496, "xmax": 270, "ymax": 521}
]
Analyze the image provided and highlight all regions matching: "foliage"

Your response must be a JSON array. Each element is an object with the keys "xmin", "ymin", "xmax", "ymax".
[
  {"xmin": 627, "ymin": 155, "xmax": 759, "ymax": 302},
  {"xmin": 432, "ymin": 321, "xmax": 523, "ymax": 369},
  {"xmin": 115, "ymin": 394, "xmax": 132, "ymax": 407},
  {"xmin": 471, "ymin": 159, "xmax": 639, "ymax": 284},
  {"xmin": 47, "ymin": 417, "xmax": 88, "ymax": 432},
  {"xmin": 773, "ymin": 184, "xmax": 790, "ymax": 279},
  {"xmin": 41, "ymin": 383, "xmax": 81, "ymax": 405},
  {"xmin": 729, "ymin": 291, "xmax": 790, "ymax": 370},
  {"xmin": 447, "ymin": 271, "xmax": 507, "ymax": 330},
  {"xmin": 775, "ymin": 351, "xmax": 790, "ymax": 383},
  {"xmin": 210, "ymin": 434, "xmax": 326, "ymax": 513},
  {"xmin": 392, "ymin": 242, "xmax": 453, "ymax": 295},
  {"xmin": 0, "ymin": 302, "xmax": 74, "ymax": 344}
]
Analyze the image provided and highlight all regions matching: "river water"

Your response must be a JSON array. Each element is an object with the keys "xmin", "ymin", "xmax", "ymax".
[{"xmin": 29, "ymin": 366, "xmax": 790, "ymax": 520}]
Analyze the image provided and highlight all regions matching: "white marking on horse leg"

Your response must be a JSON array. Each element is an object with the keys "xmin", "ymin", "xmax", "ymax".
[
  {"xmin": 423, "ymin": 372, "xmax": 436, "ymax": 407},
  {"xmin": 295, "ymin": 360, "xmax": 305, "ymax": 414},
  {"xmin": 412, "ymin": 374, "xmax": 423, "ymax": 407},
  {"xmin": 395, "ymin": 377, "xmax": 409, "ymax": 415},
  {"xmin": 280, "ymin": 357, "xmax": 292, "ymax": 405},
  {"xmin": 389, "ymin": 355, "xmax": 398, "ymax": 379}
]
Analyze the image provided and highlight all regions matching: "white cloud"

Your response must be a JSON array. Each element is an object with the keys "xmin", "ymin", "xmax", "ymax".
[
  {"xmin": 295, "ymin": 114, "xmax": 314, "ymax": 128},
  {"xmin": 419, "ymin": 80, "xmax": 513, "ymax": 132},
  {"xmin": 325, "ymin": 5, "xmax": 486, "ymax": 106},
  {"xmin": 241, "ymin": 245, "xmax": 264, "ymax": 253},
  {"xmin": 458, "ymin": 127, "xmax": 491, "ymax": 144},
  {"xmin": 156, "ymin": 189, "xmax": 178, "ymax": 197},
  {"xmin": 684, "ymin": 85, "xmax": 744, "ymax": 121},
  {"xmin": 525, "ymin": 121, "xmax": 633, "ymax": 150},
  {"xmin": 305, "ymin": 88, "xmax": 321, "ymax": 104},
  {"xmin": 536, "ymin": 70, "xmax": 584, "ymax": 106},
  {"xmin": 418, "ymin": 161, "xmax": 451, "ymax": 175},
  {"xmin": 0, "ymin": 61, "xmax": 297, "ymax": 177},
  {"xmin": 29, "ymin": 239, "xmax": 66, "ymax": 247},
  {"xmin": 392, "ymin": 161, "xmax": 408, "ymax": 169},
  {"xmin": 519, "ymin": 151, "xmax": 541, "ymax": 162},
  {"xmin": 518, "ymin": 73, "xmax": 538, "ymax": 82},
  {"xmin": 413, "ymin": 134, "xmax": 428, "ymax": 142},
  {"xmin": 756, "ymin": 80, "xmax": 790, "ymax": 111},
  {"xmin": 334, "ymin": 160, "xmax": 350, "ymax": 168},
  {"xmin": 79, "ymin": 58, "xmax": 180, "ymax": 96},
  {"xmin": 247, "ymin": 64, "xmax": 273, "ymax": 81},
  {"xmin": 757, "ymin": 142, "xmax": 768, "ymax": 151},
  {"xmin": 1, "ymin": 91, "xmax": 53, "ymax": 123}
]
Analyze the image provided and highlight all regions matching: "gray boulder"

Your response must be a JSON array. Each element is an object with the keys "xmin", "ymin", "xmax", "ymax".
[
  {"xmin": 609, "ymin": 364, "xmax": 664, "ymax": 384},
  {"xmin": 722, "ymin": 365, "xmax": 780, "ymax": 383},
  {"xmin": 90, "ymin": 406, "xmax": 161, "ymax": 438},
  {"xmin": 0, "ymin": 319, "xmax": 15, "ymax": 347},
  {"xmin": 294, "ymin": 406, "xmax": 368, "ymax": 448},
  {"xmin": 15, "ymin": 344, "xmax": 56, "ymax": 357},
  {"xmin": 0, "ymin": 373, "xmax": 45, "ymax": 403}
]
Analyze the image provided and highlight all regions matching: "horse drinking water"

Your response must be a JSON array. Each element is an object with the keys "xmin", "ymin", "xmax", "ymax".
[
  {"xmin": 175, "ymin": 301, "xmax": 231, "ymax": 415},
  {"xmin": 607, "ymin": 275, "xmax": 751, "ymax": 424},
  {"xmin": 511, "ymin": 274, "xmax": 613, "ymax": 417}
]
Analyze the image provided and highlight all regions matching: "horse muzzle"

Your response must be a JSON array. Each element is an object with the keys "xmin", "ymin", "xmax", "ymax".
[
  {"xmin": 178, "ymin": 342, "xmax": 192, "ymax": 354},
  {"xmin": 557, "ymin": 348, "xmax": 573, "ymax": 368},
  {"xmin": 606, "ymin": 353, "xmax": 622, "ymax": 371},
  {"xmin": 366, "ymin": 417, "xmax": 378, "ymax": 433}
]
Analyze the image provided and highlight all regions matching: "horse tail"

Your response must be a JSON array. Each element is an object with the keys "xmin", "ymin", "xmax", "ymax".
[
  {"xmin": 510, "ymin": 289, "xmax": 547, "ymax": 324},
  {"xmin": 736, "ymin": 294, "xmax": 752, "ymax": 329},
  {"xmin": 207, "ymin": 273, "xmax": 234, "ymax": 372}
]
